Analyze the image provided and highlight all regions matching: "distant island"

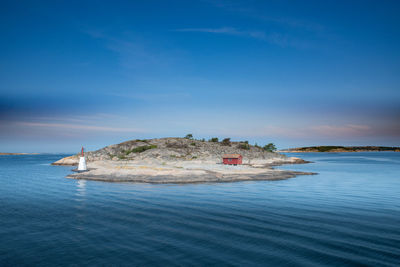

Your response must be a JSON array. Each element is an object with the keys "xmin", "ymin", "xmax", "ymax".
[
  {"xmin": 0, "ymin": 153, "xmax": 39, "ymax": 155},
  {"xmin": 280, "ymin": 146, "xmax": 400, "ymax": 153},
  {"xmin": 53, "ymin": 137, "xmax": 313, "ymax": 183}
]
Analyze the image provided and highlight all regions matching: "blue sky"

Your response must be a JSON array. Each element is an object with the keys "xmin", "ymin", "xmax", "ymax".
[{"xmin": 1, "ymin": 0, "xmax": 399, "ymax": 152}]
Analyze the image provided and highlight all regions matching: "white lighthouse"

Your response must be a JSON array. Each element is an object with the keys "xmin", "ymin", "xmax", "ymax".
[{"xmin": 78, "ymin": 146, "xmax": 87, "ymax": 171}]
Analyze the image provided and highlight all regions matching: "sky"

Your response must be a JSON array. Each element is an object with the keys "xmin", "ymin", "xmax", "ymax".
[{"xmin": 1, "ymin": 0, "xmax": 399, "ymax": 153}]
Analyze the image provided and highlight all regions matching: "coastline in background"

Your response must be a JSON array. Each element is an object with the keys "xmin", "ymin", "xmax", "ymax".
[{"xmin": 280, "ymin": 146, "xmax": 400, "ymax": 153}]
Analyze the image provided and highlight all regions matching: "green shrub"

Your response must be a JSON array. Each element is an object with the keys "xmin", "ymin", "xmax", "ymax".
[
  {"xmin": 238, "ymin": 143, "xmax": 250, "ymax": 150},
  {"xmin": 263, "ymin": 143, "xmax": 277, "ymax": 152},
  {"xmin": 124, "ymin": 145, "xmax": 157, "ymax": 154},
  {"xmin": 185, "ymin": 134, "xmax": 193, "ymax": 139},
  {"xmin": 221, "ymin": 138, "xmax": 231, "ymax": 146},
  {"xmin": 135, "ymin": 139, "xmax": 149, "ymax": 143},
  {"xmin": 316, "ymin": 146, "xmax": 344, "ymax": 152},
  {"xmin": 209, "ymin": 137, "xmax": 219, "ymax": 142},
  {"xmin": 190, "ymin": 142, "xmax": 196, "ymax": 146},
  {"xmin": 118, "ymin": 155, "xmax": 127, "ymax": 160}
]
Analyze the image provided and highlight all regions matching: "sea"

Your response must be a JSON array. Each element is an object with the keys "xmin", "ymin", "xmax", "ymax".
[{"xmin": 0, "ymin": 152, "xmax": 399, "ymax": 266}]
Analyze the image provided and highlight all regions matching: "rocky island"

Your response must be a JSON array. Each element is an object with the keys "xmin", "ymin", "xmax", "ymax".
[{"xmin": 53, "ymin": 137, "xmax": 314, "ymax": 183}]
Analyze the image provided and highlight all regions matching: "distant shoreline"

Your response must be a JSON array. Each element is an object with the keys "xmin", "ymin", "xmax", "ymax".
[
  {"xmin": 280, "ymin": 146, "xmax": 400, "ymax": 153},
  {"xmin": 0, "ymin": 153, "xmax": 40, "ymax": 155}
]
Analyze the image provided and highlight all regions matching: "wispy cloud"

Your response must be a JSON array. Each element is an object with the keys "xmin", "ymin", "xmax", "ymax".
[
  {"xmin": 214, "ymin": 124, "xmax": 375, "ymax": 139},
  {"xmin": 310, "ymin": 124, "xmax": 371, "ymax": 137},
  {"xmin": 175, "ymin": 27, "xmax": 242, "ymax": 35},
  {"xmin": 174, "ymin": 27, "xmax": 272, "ymax": 41},
  {"xmin": 17, "ymin": 122, "xmax": 144, "ymax": 133},
  {"xmin": 201, "ymin": 0, "xmax": 335, "ymax": 48},
  {"xmin": 205, "ymin": 0, "xmax": 325, "ymax": 33},
  {"xmin": 262, "ymin": 16, "xmax": 325, "ymax": 33},
  {"xmin": 83, "ymin": 28, "xmax": 182, "ymax": 72},
  {"xmin": 174, "ymin": 27, "xmax": 312, "ymax": 48},
  {"xmin": 33, "ymin": 113, "xmax": 127, "ymax": 124},
  {"xmin": 107, "ymin": 92, "xmax": 191, "ymax": 101}
]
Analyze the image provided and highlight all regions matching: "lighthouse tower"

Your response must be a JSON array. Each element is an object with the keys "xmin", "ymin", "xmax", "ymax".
[{"xmin": 78, "ymin": 146, "xmax": 87, "ymax": 171}]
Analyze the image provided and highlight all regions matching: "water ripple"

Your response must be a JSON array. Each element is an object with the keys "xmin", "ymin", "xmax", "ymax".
[{"xmin": 1, "ymin": 153, "xmax": 400, "ymax": 266}]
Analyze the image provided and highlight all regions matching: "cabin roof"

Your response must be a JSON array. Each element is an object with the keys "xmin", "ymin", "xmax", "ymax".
[{"xmin": 223, "ymin": 154, "xmax": 242, "ymax": 158}]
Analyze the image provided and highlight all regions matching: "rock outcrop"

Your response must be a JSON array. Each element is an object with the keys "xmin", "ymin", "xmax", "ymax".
[
  {"xmin": 53, "ymin": 137, "xmax": 292, "ymax": 166},
  {"xmin": 53, "ymin": 137, "xmax": 314, "ymax": 183},
  {"xmin": 52, "ymin": 155, "xmax": 80, "ymax": 165}
]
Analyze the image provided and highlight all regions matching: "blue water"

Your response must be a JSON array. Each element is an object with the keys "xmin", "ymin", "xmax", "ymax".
[{"xmin": 1, "ymin": 153, "xmax": 399, "ymax": 266}]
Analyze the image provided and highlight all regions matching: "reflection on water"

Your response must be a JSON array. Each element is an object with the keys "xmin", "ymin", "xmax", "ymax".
[
  {"xmin": 0, "ymin": 153, "xmax": 400, "ymax": 266},
  {"xmin": 74, "ymin": 179, "xmax": 87, "ymax": 230},
  {"xmin": 76, "ymin": 179, "xmax": 86, "ymax": 197}
]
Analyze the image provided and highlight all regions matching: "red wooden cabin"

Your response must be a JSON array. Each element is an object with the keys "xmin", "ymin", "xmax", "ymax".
[{"xmin": 222, "ymin": 154, "xmax": 243, "ymax": 165}]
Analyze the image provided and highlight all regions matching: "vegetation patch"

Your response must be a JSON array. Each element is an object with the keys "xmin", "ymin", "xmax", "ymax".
[
  {"xmin": 135, "ymin": 139, "xmax": 149, "ymax": 143},
  {"xmin": 317, "ymin": 146, "xmax": 344, "ymax": 152},
  {"xmin": 263, "ymin": 143, "xmax": 277, "ymax": 152},
  {"xmin": 221, "ymin": 138, "xmax": 231, "ymax": 146},
  {"xmin": 238, "ymin": 143, "xmax": 250, "ymax": 150},
  {"xmin": 299, "ymin": 146, "xmax": 346, "ymax": 152},
  {"xmin": 124, "ymin": 145, "xmax": 157, "ymax": 154},
  {"xmin": 209, "ymin": 137, "xmax": 219, "ymax": 142},
  {"xmin": 185, "ymin": 134, "xmax": 193, "ymax": 139}
]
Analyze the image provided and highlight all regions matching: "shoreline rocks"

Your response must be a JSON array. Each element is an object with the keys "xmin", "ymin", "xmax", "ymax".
[
  {"xmin": 52, "ymin": 156, "xmax": 79, "ymax": 165},
  {"xmin": 65, "ymin": 159, "xmax": 316, "ymax": 184}
]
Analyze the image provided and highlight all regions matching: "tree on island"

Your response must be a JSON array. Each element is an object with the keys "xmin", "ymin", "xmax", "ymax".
[
  {"xmin": 209, "ymin": 137, "xmax": 219, "ymax": 142},
  {"xmin": 185, "ymin": 134, "xmax": 193, "ymax": 139},
  {"xmin": 221, "ymin": 138, "xmax": 231, "ymax": 146},
  {"xmin": 263, "ymin": 143, "xmax": 277, "ymax": 152}
]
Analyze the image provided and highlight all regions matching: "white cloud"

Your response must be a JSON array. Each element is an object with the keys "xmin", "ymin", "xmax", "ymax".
[
  {"xmin": 209, "ymin": 124, "xmax": 373, "ymax": 139},
  {"xmin": 310, "ymin": 124, "xmax": 371, "ymax": 137},
  {"xmin": 17, "ymin": 122, "xmax": 144, "ymax": 133}
]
